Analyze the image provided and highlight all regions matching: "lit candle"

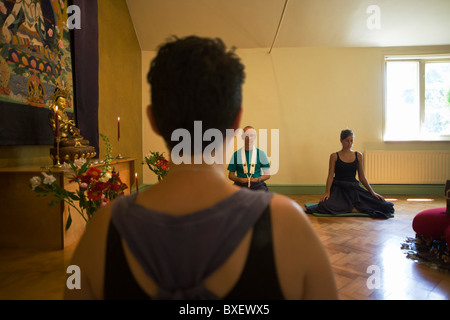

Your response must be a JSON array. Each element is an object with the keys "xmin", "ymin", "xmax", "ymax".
[
  {"xmin": 55, "ymin": 106, "xmax": 60, "ymax": 138},
  {"xmin": 117, "ymin": 117, "xmax": 120, "ymax": 140},
  {"xmin": 135, "ymin": 172, "xmax": 139, "ymax": 192}
]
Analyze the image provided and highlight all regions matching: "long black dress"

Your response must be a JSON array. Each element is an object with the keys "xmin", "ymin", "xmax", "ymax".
[{"xmin": 305, "ymin": 152, "xmax": 394, "ymax": 219}]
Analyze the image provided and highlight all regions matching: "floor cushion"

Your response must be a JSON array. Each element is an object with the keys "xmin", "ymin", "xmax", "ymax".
[{"xmin": 412, "ymin": 208, "xmax": 450, "ymax": 245}]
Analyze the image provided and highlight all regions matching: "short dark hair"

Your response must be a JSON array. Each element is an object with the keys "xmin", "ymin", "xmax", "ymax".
[
  {"xmin": 147, "ymin": 36, "xmax": 245, "ymax": 151},
  {"xmin": 340, "ymin": 129, "xmax": 354, "ymax": 140}
]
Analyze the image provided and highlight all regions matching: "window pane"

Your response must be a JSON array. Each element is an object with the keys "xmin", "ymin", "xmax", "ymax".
[
  {"xmin": 424, "ymin": 62, "xmax": 450, "ymax": 137},
  {"xmin": 385, "ymin": 61, "xmax": 420, "ymax": 140}
]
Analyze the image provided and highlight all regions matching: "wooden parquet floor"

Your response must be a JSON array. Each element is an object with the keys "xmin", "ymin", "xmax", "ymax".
[
  {"xmin": 290, "ymin": 194, "xmax": 450, "ymax": 300},
  {"xmin": 0, "ymin": 194, "xmax": 449, "ymax": 300}
]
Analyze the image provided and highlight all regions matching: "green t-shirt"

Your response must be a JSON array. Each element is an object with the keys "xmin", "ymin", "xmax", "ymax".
[{"xmin": 227, "ymin": 148, "xmax": 270, "ymax": 178}]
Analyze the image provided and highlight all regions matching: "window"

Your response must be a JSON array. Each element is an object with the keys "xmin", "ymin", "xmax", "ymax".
[{"xmin": 384, "ymin": 55, "xmax": 450, "ymax": 141}]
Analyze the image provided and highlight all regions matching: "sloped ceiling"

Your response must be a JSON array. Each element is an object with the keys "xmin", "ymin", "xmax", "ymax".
[{"xmin": 126, "ymin": 0, "xmax": 450, "ymax": 51}]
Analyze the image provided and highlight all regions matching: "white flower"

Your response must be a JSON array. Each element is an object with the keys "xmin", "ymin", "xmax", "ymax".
[
  {"xmin": 41, "ymin": 172, "xmax": 56, "ymax": 185},
  {"xmin": 100, "ymin": 171, "xmax": 112, "ymax": 182},
  {"xmin": 30, "ymin": 176, "xmax": 41, "ymax": 190},
  {"xmin": 73, "ymin": 158, "xmax": 87, "ymax": 168},
  {"xmin": 61, "ymin": 162, "xmax": 72, "ymax": 171}
]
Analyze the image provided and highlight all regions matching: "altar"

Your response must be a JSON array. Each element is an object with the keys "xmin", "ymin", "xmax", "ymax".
[{"xmin": 0, "ymin": 158, "xmax": 136, "ymax": 250}]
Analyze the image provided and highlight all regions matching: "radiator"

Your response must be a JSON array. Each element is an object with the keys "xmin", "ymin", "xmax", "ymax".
[{"xmin": 364, "ymin": 151, "xmax": 450, "ymax": 184}]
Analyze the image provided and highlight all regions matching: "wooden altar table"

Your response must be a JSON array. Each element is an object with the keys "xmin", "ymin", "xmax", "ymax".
[{"xmin": 0, "ymin": 158, "xmax": 135, "ymax": 250}]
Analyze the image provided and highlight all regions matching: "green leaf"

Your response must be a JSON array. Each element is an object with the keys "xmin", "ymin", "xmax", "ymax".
[
  {"xmin": 49, "ymin": 199, "xmax": 61, "ymax": 206},
  {"xmin": 80, "ymin": 160, "xmax": 90, "ymax": 173},
  {"xmin": 65, "ymin": 212, "xmax": 72, "ymax": 231},
  {"xmin": 68, "ymin": 193, "xmax": 80, "ymax": 201}
]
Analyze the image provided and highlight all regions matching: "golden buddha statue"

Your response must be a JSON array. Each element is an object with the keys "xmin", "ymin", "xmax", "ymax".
[{"xmin": 49, "ymin": 87, "xmax": 96, "ymax": 164}]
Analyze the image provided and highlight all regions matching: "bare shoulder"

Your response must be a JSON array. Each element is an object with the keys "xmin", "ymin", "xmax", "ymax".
[
  {"xmin": 329, "ymin": 152, "xmax": 338, "ymax": 161},
  {"xmin": 270, "ymin": 193, "xmax": 309, "ymax": 226},
  {"xmin": 64, "ymin": 203, "xmax": 113, "ymax": 299},
  {"xmin": 269, "ymin": 193, "xmax": 338, "ymax": 299},
  {"xmin": 356, "ymin": 151, "xmax": 363, "ymax": 161},
  {"xmin": 269, "ymin": 194, "xmax": 318, "ymax": 247},
  {"xmin": 76, "ymin": 202, "xmax": 113, "ymax": 253}
]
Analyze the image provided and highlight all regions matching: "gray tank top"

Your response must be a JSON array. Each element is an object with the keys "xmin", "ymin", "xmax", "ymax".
[{"xmin": 110, "ymin": 187, "xmax": 274, "ymax": 299}]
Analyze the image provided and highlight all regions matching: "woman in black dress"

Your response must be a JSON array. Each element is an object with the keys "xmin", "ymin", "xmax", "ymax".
[{"xmin": 306, "ymin": 129, "xmax": 394, "ymax": 219}]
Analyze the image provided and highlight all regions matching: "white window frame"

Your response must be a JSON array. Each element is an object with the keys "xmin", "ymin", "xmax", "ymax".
[{"xmin": 383, "ymin": 54, "xmax": 450, "ymax": 142}]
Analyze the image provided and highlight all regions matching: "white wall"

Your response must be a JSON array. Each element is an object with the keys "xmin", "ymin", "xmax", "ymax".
[{"xmin": 141, "ymin": 45, "xmax": 450, "ymax": 186}]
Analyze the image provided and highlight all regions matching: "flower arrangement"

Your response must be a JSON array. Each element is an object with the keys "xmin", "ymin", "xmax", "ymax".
[
  {"xmin": 145, "ymin": 151, "xmax": 169, "ymax": 182},
  {"xmin": 29, "ymin": 135, "xmax": 128, "ymax": 230}
]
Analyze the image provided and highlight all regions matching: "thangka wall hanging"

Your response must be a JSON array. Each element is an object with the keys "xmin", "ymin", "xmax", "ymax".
[{"xmin": 0, "ymin": 0, "xmax": 73, "ymax": 145}]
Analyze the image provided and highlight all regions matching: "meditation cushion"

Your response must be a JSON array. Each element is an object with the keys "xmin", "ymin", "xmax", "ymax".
[{"xmin": 412, "ymin": 208, "xmax": 450, "ymax": 247}]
